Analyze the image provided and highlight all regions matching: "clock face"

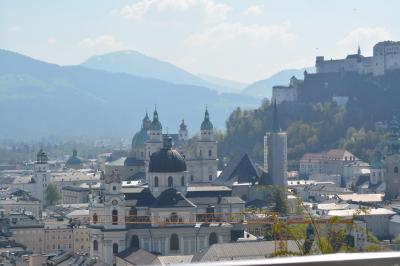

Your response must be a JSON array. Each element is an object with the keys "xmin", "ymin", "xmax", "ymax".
[{"xmin": 112, "ymin": 200, "xmax": 118, "ymax": 206}]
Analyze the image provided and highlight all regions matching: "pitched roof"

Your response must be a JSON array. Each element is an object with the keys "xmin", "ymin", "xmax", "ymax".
[
  {"xmin": 186, "ymin": 185, "xmax": 232, "ymax": 198},
  {"xmin": 117, "ymin": 247, "xmax": 160, "ymax": 265},
  {"xmin": 191, "ymin": 241, "xmax": 304, "ymax": 262},
  {"xmin": 124, "ymin": 187, "xmax": 155, "ymax": 207},
  {"xmin": 151, "ymin": 188, "xmax": 196, "ymax": 208},
  {"xmin": 215, "ymin": 154, "xmax": 261, "ymax": 185},
  {"xmin": 188, "ymin": 196, "xmax": 244, "ymax": 206}
]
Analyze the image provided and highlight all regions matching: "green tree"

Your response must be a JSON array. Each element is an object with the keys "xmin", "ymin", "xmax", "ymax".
[
  {"xmin": 46, "ymin": 183, "xmax": 60, "ymax": 206},
  {"xmin": 272, "ymin": 186, "xmax": 288, "ymax": 215}
]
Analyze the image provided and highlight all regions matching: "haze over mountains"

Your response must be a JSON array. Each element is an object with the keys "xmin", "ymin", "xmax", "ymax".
[
  {"xmin": 0, "ymin": 49, "xmax": 260, "ymax": 139},
  {"xmin": 0, "ymin": 48, "xmax": 313, "ymax": 139},
  {"xmin": 81, "ymin": 50, "xmax": 245, "ymax": 94}
]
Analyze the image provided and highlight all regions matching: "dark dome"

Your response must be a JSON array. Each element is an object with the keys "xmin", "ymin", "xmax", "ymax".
[
  {"xmin": 66, "ymin": 156, "xmax": 83, "ymax": 166},
  {"xmin": 149, "ymin": 136, "xmax": 186, "ymax": 173},
  {"xmin": 66, "ymin": 149, "xmax": 83, "ymax": 167}
]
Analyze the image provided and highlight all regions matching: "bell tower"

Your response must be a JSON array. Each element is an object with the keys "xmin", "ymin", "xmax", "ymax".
[{"xmin": 33, "ymin": 149, "xmax": 49, "ymax": 209}]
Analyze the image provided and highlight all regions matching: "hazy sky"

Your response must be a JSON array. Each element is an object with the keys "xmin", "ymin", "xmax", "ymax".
[{"xmin": 1, "ymin": 0, "xmax": 399, "ymax": 83}]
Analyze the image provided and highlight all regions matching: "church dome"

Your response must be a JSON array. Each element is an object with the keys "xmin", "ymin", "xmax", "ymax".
[
  {"xmin": 201, "ymin": 108, "xmax": 213, "ymax": 130},
  {"xmin": 149, "ymin": 135, "xmax": 187, "ymax": 173},
  {"xmin": 131, "ymin": 128, "xmax": 149, "ymax": 148},
  {"xmin": 65, "ymin": 149, "xmax": 83, "ymax": 167},
  {"xmin": 180, "ymin": 119, "xmax": 187, "ymax": 131}
]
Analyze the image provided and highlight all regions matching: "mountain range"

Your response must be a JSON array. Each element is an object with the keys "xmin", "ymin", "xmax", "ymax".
[
  {"xmin": 0, "ymin": 49, "xmax": 260, "ymax": 139},
  {"xmin": 242, "ymin": 67, "xmax": 315, "ymax": 99},
  {"xmin": 81, "ymin": 50, "xmax": 245, "ymax": 94}
]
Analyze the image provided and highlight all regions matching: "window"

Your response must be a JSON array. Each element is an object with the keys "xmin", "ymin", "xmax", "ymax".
[
  {"xmin": 209, "ymin": 175, "xmax": 212, "ymax": 181},
  {"xmin": 191, "ymin": 175, "xmax": 194, "ymax": 181},
  {"xmin": 168, "ymin": 176, "xmax": 173, "ymax": 187},
  {"xmin": 129, "ymin": 207, "xmax": 137, "ymax": 217},
  {"xmin": 154, "ymin": 176, "xmax": 159, "ymax": 187},
  {"xmin": 181, "ymin": 176, "xmax": 185, "ymax": 186},
  {"xmin": 170, "ymin": 212, "xmax": 178, "ymax": 223},
  {"xmin": 93, "ymin": 213, "xmax": 98, "ymax": 224},
  {"xmin": 395, "ymin": 167, "xmax": 399, "ymax": 174},
  {"xmin": 112, "ymin": 186, "xmax": 116, "ymax": 191},
  {"xmin": 113, "ymin": 243, "xmax": 118, "ymax": 255},
  {"xmin": 209, "ymin": 232, "xmax": 218, "ymax": 246},
  {"xmin": 112, "ymin": 210, "xmax": 118, "ymax": 225},
  {"xmin": 131, "ymin": 235, "xmax": 140, "ymax": 248},
  {"xmin": 170, "ymin": 234, "xmax": 179, "ymax": 250},
  {"xmin": 209, "ymin": 149, "xmax": 212, "ymax": 157}
]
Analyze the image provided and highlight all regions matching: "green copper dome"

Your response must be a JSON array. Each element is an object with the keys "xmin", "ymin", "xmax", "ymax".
[
  {"xmin": 150, "ymin": 109, "xmax": 162, "ymax": 131},
  {"xmin": 131, "ymin": 128, "xmax": 149, "ymax": 148},
  {"xmin": 201, "ymin": 108, "xmax": 213, "ymax": 130}
]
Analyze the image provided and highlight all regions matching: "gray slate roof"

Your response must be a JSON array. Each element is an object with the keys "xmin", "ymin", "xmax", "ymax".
[{"xmin": 192, "ymin": 240, "xmax": 304, "ymax": 262}]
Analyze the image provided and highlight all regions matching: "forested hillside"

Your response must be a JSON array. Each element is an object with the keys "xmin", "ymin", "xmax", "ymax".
[{"xmin": 219, "ymin": 70, "xmax": 400, "ymax": 169}]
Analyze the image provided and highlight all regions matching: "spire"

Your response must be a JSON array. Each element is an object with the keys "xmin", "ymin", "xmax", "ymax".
[
  {"xmin": 357, "ymin": 45, "xmax": 361, "ymax": 56},
  {"xmin": 142, "ymin": 110, "xmax": 151, "ymax": 129},
  {"xmin": 153, "ymin": 105, "xmax": 158, "ymax": 121},
  {"xmin": 73, "ymin": 149, "xmax": 77, "ymax": 157},
  {"xmin": 272, "ymin": 99, "xmax": 280, "ymax": 133},
  {"xmin": 201, "ymin": 106, "xmax": 213, "ymax": 130}
]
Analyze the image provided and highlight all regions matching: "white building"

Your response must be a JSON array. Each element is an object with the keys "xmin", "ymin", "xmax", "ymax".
[
  {"xmin": 316, "ymin": 41, "xmax": 400, "ymax": 76},
  {"xmin": 88, "ymin": 135, "xmax": 245, "ymax": 266},
  {"xmin": 106, "ymin": 108, "xmax": 218, "ymax": 183}
]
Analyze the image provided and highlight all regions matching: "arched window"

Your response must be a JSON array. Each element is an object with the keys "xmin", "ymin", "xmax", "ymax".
[
  {"xmin": 170, "ymin": 212, "xmax": 178, "ymax": 223},
  {"xmin": 92, "ymin": 213, "xmax": 98, "ymax": 224},
  {"xmin": 395, "ymin": 167, "xmax": 399, "ymax": 174},
  {"xmin": 129, "ymin": 207, "xmax": 137, "ymax": 222},
  {"xmin": 112, "ymin": 210, "xmax": 118, "ymax": 225},
  {"xmin": 130, "ymin": 235, "xmax": 139, "ymax": 248},
  {"xmin": 93, "ymin": 240, "xmax": 98, "ymax": 251},
  {"xmin": 154, "ymin": 176, "xmax": 159, "ymax": 187},
  {"xmin": 209, "ymin": 149, "xmax": 212, "ymax": 157},
  {"xmin": 170, "ymin": 234, "xmax": 179, "ymax": 251},
  {"xmin": 181, "ymin": 176, "xmax": 185, "ymax": 186},
  {"xmin": 209, "ymin": 175, "xmax": 212, "ymax": 181},
  {"xmin": 168, "ymin": 176, "xmax": 173, "ymax": 187},
  {"xmin": 113, "ymin": 243, "xmax": 118, "ymax": 255},
  {"xmin": 209, "ymin": 232, "xmax": 218, "ymax": 246}
]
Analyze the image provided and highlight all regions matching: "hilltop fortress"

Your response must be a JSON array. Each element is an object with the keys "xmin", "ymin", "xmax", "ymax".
[
  {"xmin": 316, "ymin": 41, "xmax": 400, "ymax": 76},
  {"xmin": 272, "ymin": 41, "xmax": 400, "ymax": 104}
]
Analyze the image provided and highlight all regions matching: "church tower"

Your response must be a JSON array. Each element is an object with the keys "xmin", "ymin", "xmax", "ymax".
[
  {"xmin": 385, "ymin": 116, "xmax": 400, "ymax": 200},
  {"xmin": 263, "ymin": 100, "xmax": 288, "ymax": 187},
  {"xmin": 189, "ymin": 108, "xmax": 218, "ymax": 182},
  {"xmin": 32, "ymin": 149, "xmax": 49, "ymax": 209},
  {"xmin": 89, "ymin": 170, "xmax": 127, "ymax": 266},
  {"xmin": 145, "ymin": 108, "xmax": 163, "ymax": 162},
  {"xmin": 178, "ymin": 119, "xmax": 189, "ymax": 142}
]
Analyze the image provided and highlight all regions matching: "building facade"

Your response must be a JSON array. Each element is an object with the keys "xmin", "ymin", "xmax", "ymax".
[
  {"xmin": 385, "ymin": 117, "xmax": 400, "ymax": 200},
  {"xmin": 316, "ymin": 41, "xmax": 400, "ymax": 76},
  {"xmin": 88, "ymin": 135, "xmax": 244, "ymax": 266}
]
